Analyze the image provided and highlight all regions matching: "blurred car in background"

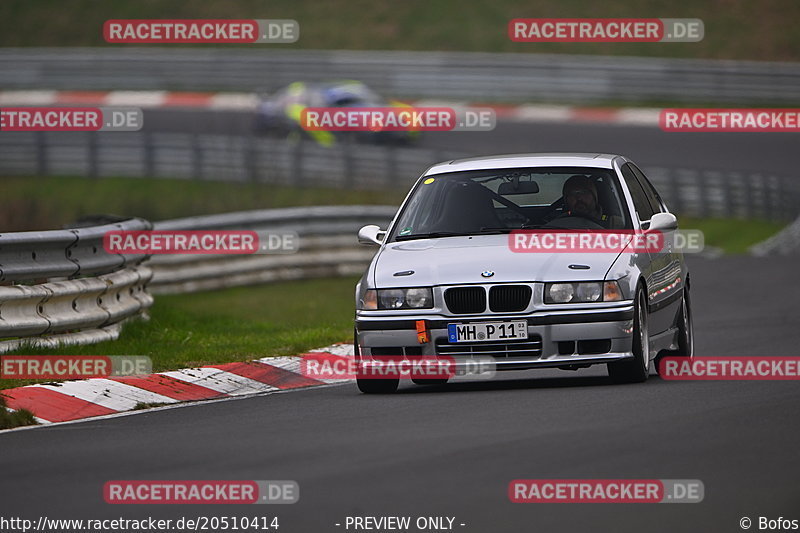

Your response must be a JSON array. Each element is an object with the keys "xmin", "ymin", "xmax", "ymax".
[{"xmin": 254, "ymin": 80, "xmax": 419, "ymax": 146}]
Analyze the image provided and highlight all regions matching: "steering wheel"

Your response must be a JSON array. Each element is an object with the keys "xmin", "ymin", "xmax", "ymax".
[
  {"xmin": 539, "ymin": 198, "xmax": 565, "ymax": 224},
  {"xmin": 487, "ymin": 189, "xmax": 532, "ymax": 225}
]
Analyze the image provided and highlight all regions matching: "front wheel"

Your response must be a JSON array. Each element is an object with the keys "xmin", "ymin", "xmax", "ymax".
[
  {"xmin": 654, "ymin": 288, "xmax": 694, "ymax": 375},
  {"xmin": 354, "ymin": 330, "xmax": 399, "ymax": 394},
  {"xmin": 608, "ymin": 287, "xmax": 650, "ymax": 384}
]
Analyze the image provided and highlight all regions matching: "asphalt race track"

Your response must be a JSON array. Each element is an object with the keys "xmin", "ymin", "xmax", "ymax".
[
  {"xmin": 1, "ymin": 115, "xmax": 798, "ymax": 532},
  {"xmin": 142, "ymin": 108, "xmax": 800, "ymax": 176},
  {"xmin": 1, "ymin": 255, "xmax": 798, "ymax": 532}
]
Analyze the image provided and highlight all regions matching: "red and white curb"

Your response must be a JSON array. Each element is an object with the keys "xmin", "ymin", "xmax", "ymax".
[
  {"xmin": 0, "ymin": 90, "xmax": 662, "ymax": 127},
  {"xmin": 0, "ymin": 344, "xmax": 354, "ymax": 426},
  {"xmin": 414, "ymin": 99, "xmax": 662, "ymax": 126}
]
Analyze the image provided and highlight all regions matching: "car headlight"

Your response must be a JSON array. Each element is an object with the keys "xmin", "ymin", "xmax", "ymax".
[
  {"xmin": 545, "ymin": 281, "xmax": 623, "ymax": 304},
  {"xmin": 404, "ymin": 287, "xmax": 433, "ymax": 308},
  {"xmin": 546, "ymin": 283, "xmax": 574, "ymax": 303},
  {"xmin": 361, "ymin": 288, "xmax": 433, "ymax": 310},
  {"xmin": 576, "ymin": 282, "xmax": 603, "ymax": 302},
  {"xmin": 379, "ymin": 289, "xmax": 406, "ymax": 309}
]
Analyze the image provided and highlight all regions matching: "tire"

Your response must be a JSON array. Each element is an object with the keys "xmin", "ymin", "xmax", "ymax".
[
  {"xmin": 654, "ymin": 288, "xmax": 694, "ymax": 375},
  {"xmin": 353, "ymin": 332, "xmax": 399, "ymax": 393},
  {"xmin": 608, "ymin": 286, "xmax": 650, "ymax": 384},
  {"xmin": 357, "ymin": 377, "xmax": 399, "ymax": 394},
  {"xmin": 411, "ymin": 378, "xmax": 449, "ymax": 386}
]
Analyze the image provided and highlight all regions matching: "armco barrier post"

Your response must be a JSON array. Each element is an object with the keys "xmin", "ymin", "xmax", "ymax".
[
  {"xmin": 143, "ymin": 131, "xmax": 155, "ymax": 178},
  {"xmin": 191, "ymin": 134, "xmax": 202, "ymax": 180},
  {"xmin": 88, "ymin": 132, "xmax": 98, "ymax": 179},
  {"xmin": 293, "ymin": 139, "xmax": 304, "ymax": 186},
  {"xmin": 35, "ymin": 131, "xmax": 48, "ymax": 176}
]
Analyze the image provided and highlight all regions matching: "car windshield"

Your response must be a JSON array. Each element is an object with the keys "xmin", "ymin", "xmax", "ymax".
[
  {"xmin": 324, "ymin": 84, "xmax": 383, "ymax": 107},
  {"xmin": 389, "ymin": 166, "xmax": 632, "ymax": 242}
]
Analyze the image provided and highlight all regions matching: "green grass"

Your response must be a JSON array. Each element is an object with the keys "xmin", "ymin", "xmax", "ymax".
[
  {"xmin": 680, "ymin": 217, "xmax": 784, "ymax": 254},
  {"xmin": 133, "ymin": 402, "xmax": 172, "ymax": 410},
  {"xmin": 1, "ymin": 0, "xmax": 799, "ymax": 61},
  {"xmin": 0, "ymin": 175, "xmax": 405, "ymax": 232},
  {"xmin": 1, "ymin": 276, "xmax": 360, "ymax": 390},
  {"xmin": 0, "ymin": 397, "xmax": 38, "ymax": 429}
]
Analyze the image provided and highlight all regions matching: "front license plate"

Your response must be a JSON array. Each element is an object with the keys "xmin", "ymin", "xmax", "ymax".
[{"xmin": 447, "ymin": 321, "xmax": 528, "ymax": 343}]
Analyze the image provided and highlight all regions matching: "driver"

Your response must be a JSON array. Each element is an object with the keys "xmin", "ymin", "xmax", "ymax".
[{"xmin": 544, "ymin": 175, "xmax": 605, "ymax": 229}]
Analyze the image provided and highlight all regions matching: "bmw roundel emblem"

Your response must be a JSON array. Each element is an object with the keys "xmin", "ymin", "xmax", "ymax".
[{"xmin": 481, "ymin": 270, "xmax": 495, "ymax": 278}]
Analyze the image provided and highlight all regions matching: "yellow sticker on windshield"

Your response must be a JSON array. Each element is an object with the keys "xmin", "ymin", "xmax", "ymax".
[{"xmin": 423, "ymin": 178, "xmax": 435, "ymax": 184}]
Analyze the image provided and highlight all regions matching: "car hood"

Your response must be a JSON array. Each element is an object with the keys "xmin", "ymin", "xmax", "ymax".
[{"xmin": 373, "ymin": 235, "xmax": 621, "ymax": 287}]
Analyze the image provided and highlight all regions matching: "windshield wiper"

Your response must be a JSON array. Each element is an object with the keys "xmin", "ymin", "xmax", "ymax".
[
  {"xmin": 395, "ymin": 228, "xmax": 511, "ymax": 241},
  {"xmin": 476, "ymin": 227, "xmax": 513, "ymax": 234},
  {"xmin": 395, "ymin": 231, "xmax": 472, "ymax": 241}
]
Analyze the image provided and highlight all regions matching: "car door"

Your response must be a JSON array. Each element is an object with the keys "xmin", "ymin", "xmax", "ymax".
[
  {"xmin": 627, "ymin": 163, "xmax": 683, "ymax": 336},
  {"xmin": 620, "ymin": 163, "xmax": 667, "ymax": 337}
]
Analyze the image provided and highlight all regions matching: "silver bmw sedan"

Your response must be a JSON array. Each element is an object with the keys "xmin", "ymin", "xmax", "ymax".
[{"xmin": 354, "ymin": 153, "xmax": 693, "ymax": 393}]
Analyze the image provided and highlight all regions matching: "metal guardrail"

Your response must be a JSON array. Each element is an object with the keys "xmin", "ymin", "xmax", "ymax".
[
  {"xmin": 149, "ymin": 205, "xmax": 396, "ymax": 293},
  {"xmin": 750, "ymin": 215, "xmax": 800, "ymax": 256},
  {"xmin": 0, "ymin": 131, "xmax": 455, "ymax": 192},
  {"xmin": 0, "ymin": 206, "xmax": 398, "ymax": 351},
  {"xmin": 0, "ymin": 218, "xmax": 154, "ymax": 353},
  {"xmin": 642, "ymin": 167, "xmax": 797, "ymax": 222},
  {"xmin": 0, "ymin": 217, "xmax": 151, "ymax": 283},
  {"xmin": 0, "ymin": 207, "xmax": 398, "ymax": 352},
  {"xmin": 2, "ymin": 48, "xmax": 799, "ymax": 104},
  {"xmin": 0, "ymin": 131, "xmax": 797, "ymax": 221}
]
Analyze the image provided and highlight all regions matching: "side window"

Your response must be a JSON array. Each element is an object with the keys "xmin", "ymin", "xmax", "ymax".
[
  {"xmin": 630, "ymin": 164, "xmax": 664, "ymax": 213},
  {"xmin": 620, "ymin": 164, "xmax": 656, "ymax": 222}
]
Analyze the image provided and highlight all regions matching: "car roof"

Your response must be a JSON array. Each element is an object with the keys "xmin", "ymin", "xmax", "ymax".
[{"xmin": 424, "ymin": 153, "xmax": 624, "ymax": 175}]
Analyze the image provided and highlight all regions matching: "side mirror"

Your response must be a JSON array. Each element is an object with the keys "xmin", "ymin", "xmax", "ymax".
[
  {"xmin": 358, "ymin": 225, "xmax": 386, "ymax": 246},
  {"xmin": 648, "ymin": 212, "xmax": 678, "ymax": 231}
]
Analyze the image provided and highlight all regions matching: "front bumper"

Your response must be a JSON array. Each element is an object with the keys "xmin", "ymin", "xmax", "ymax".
[{"xmin": 355, "ymin": 305, "xmax": 635, "ymax": 370}]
